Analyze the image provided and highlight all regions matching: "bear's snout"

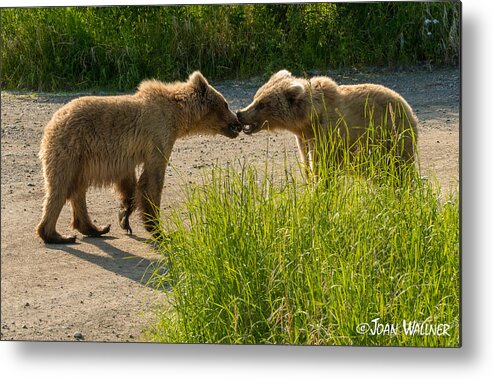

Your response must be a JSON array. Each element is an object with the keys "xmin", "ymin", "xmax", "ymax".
[
  {"xmin": 228, "ymin": 119, "xmax": 242, "ymax": 134},
  {"xmin": 237, "ymin": 111, "xmax": 259, "ymax": 134},
  {"xmin": 236, "ymin": 111, "xmax": 246, "ymax": 124}
]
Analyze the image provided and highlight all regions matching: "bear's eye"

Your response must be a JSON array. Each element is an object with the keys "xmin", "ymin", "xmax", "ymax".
[{"xmin": 256, "ymin": 102, "xmax": 265, "ymax": 111}]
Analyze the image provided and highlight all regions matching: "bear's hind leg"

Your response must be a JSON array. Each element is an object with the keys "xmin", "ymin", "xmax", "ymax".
[
  {"xmin": 70, "ymin": 189, "xmax": 111, "ymax": 237},
  {"xmin": 36, "ymin": 189, "xmax": 76, "ymax": 244},
  {"xmin": 115, "ymin": 174, "xmax": 137, "ymax": 234}
]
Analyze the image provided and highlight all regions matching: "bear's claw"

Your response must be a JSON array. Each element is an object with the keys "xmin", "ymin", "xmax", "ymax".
[
  {"xmin": 83, "ymin": 224, "xmax": 111, "ymax": 237},
  {"xmin": 45, "ymin": 233, "xmax": 77, "ymax": 244},
  {"xmin": 118, "ymin": 209, "xmax": 133, "ymax": 235}
]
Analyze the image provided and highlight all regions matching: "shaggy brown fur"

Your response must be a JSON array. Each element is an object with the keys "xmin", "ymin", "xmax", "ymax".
[
  {"xmin": 237, "ymin": 70, "xmax": 418, "ymax": 178},
  {"xmin": 36, "ymin": 71, "xmax": 241, "ymax": 244}
]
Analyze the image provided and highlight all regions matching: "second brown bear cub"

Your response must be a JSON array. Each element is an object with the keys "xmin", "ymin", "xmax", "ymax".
[
  {"xmin": 237, "ymin": 70, "xmax": 418, "ymax": 178},
  {"xmin": 37, "ymin": 72, "xmax": 241, "ymax": 244}
]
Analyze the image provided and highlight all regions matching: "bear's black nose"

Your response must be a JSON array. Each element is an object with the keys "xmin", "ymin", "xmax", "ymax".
[
  {"xmin": 236, "ymin": 111, "xmax": 245, "ymax": 124},
  {"xmin": 229, "ymin": 121, "xmax": 242, "ymax": 134}
]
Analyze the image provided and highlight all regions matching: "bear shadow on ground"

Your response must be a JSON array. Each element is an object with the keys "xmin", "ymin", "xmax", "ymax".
[{"xmin": 44, "ymin": 237, "xmax": 166, "ymax": 289}]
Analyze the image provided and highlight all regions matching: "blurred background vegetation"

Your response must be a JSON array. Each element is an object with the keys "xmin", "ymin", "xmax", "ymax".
[{"xmin": 1, "ymin": 2, "xmax": 460, "ymax": 91}]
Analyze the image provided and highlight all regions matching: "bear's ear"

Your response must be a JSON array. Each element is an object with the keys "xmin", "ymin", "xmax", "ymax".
[
  {"xmin": 285, "ymin": 81, "xmax": 305, "ymax": 103},
  {"xmin": 188, "ymin": 71, "xmax": 209, "ymax": 95},
  {"xmin": 271, "ymin": 69, "xmax": 292, "ymax": 81}
]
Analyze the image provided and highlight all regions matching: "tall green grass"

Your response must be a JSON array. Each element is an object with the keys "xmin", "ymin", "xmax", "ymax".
[
  {"xmin": 146, "ymin": 139, "xmax": 459, "ymax": 346},
  {"xmin": 2, "ymin": 2, "xmax": 460, "ymax": 91}
]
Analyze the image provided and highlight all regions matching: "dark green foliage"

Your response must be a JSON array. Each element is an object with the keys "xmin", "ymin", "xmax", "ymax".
[{"xmin": 1, "ymin": 3, "xmax": 460, "ymax": 91}]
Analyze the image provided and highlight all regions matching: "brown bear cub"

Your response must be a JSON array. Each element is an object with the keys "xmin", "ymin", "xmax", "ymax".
[
  {"xmin": 37, "ymin": 71, "xmax": 241, "ymax": 244},
  {"xmin": 237, "ymin": 70, "xmax": 418, "ymax": 178}
]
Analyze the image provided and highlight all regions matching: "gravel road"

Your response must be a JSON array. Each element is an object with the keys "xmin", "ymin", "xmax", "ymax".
[{"xmin": 1, "ymin": 67, "xmax": 459, "ymax": 342}]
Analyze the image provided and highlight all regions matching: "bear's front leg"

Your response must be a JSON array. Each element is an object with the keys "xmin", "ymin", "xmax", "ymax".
[
  {"xmin": 115, "ymin": 174, "xmax": 137, "ymax": 234},
  {"xmin": 295, "ymin": 135, "xmax": 310, "ymax": 182},
  {"xmin": 118, "ymin": 209, "xmax": 132, "ymax": 234},
  {"xmin": 137, "ymin": 161, "xmax": 166, "ymax": 237},
  {"xmin": 306, "ymin": 138, "xmax": 319, "ymax": 180}
]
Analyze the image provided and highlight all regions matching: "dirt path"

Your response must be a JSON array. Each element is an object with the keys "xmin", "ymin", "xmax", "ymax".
[{"xmin": 0, "ymin": 67, "xmax": 459, "ymax": 342}]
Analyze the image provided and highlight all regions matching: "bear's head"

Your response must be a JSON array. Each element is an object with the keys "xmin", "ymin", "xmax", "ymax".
[
  {"xmin": 237, "ymin": 70, "xmax": 308, "ymax": 134},
  {"xmin": 186, "ymin": 71, "xmax": 242, "ymax": 139}
]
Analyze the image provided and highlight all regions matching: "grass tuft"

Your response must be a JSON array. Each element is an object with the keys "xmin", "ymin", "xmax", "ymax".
[{"xmin": 145, "ymin": 139, "xmax": 459, "ymax": 346}]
